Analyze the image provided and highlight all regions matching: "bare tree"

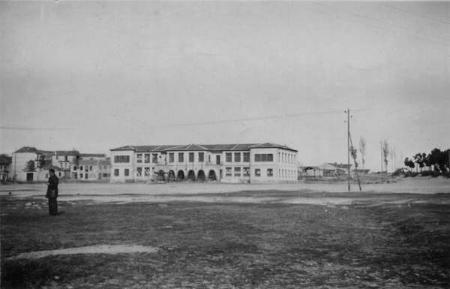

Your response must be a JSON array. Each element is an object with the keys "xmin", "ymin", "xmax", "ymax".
[
  {"xmin": 382, "ymin": 140, "xmax": 390, "ymax": 172},
  {"xmin": 359, "ymin": 137, "xmax": 366, "ymax": 169}
]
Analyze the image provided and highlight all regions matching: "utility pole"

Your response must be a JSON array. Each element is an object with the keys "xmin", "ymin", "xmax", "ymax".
[{"xmin": 345, "ymin": 109, "xmax": 351, "ymax": 192}]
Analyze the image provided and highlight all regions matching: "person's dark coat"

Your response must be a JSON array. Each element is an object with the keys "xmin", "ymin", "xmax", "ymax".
[{"xmin": 47, "ymin": 175, "xmax": 59, "ymax": 198}]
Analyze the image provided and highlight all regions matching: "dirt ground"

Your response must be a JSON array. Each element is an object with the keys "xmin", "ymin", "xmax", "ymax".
[{"xmin": 1, "ymin": 178, "xmax": 450, "ymax": 288}]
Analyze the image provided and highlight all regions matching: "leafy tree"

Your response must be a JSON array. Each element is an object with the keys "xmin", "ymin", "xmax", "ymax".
[
  {"xmin": 404, "ymin": 157, "xmax": 415, "ymax": 170},
  {"xmin": 413, "ymin": 153, "xmax": 427, "ymax": 172}
]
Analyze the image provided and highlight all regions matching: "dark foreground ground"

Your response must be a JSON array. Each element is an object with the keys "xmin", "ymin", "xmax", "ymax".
[{"xmin": 1, "ymin": 193, "xmax": 450, "ymax": 288}]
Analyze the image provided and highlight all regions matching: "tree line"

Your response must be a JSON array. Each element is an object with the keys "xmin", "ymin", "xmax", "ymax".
[{"xmin": 404, "ymin": 148, "xmax": 450, "ymax": 176}]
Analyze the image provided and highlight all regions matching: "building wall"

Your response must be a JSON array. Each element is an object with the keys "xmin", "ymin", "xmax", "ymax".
[
  {"xmin": 249, "ymin": 148, "xmax": 297, "ymax": 183},
  {"xmin": 110, "ymin": 146, "xmax": 298, "ymax": 184},
  {"xmin": 110, "ymin": 150, "xmax": 135, "ymax": 182},
  {"xmin": 11, "ymin": 152, "xmax": 37, "ymax": 181}
]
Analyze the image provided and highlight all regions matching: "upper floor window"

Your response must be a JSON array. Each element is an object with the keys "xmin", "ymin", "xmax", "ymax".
[
  {"xmin": 198, "ymin": 152, "xmax": 204, "ymax": 162},
  {"xmin": 169, "ymin": 153, "xmax": 174, "ymax": 163},
  {"xmin": 152, "ymin": 154, "xmax": 158, "ymax": 163},
  {"xmin": 178, "ymin": 152, "xmax": 184, "ymax": 163},
  {"xmin": 144, "ymin": 154, "xmax": 150, "ymax": 163},
  {"xmin": 114, "ymin": 155, "xmax": 130, "ymax": 163},
  {"xmin": 254, "ymin": 154, "xmax": 273, "ymax": 162},
  {"xmin": 234, "ymin": 152, "xmax": 241, "ymax": 162},
  {"xmin": 189, "ymin": 152, "xmax": 194, "ymax": 162},
  {"xmin": 226, "ymin": 152, "xmax": 232, "ymax": 162},
  {"xmin": 243, "ymin": 152, "xmax": 250, "ymax": 162},
  {"xmin": 136, "ymin": 154, "xmax": 142, "ymax": 163}
]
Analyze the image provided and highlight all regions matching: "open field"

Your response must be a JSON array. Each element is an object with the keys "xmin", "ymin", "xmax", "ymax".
[{"xmin": 1, "ymin": 179, "xmax": 450, "ymax": 288}]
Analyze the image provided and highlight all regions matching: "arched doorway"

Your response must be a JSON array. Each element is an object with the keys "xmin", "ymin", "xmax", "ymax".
[
  {"xmin": 177, "ymin": 170, "xmax": 185, "ymax": 181},
  {"xmin": 168, "ymin": 170, "xmax": 176, "ymax": 182},
  {"xmin": 197, "ymin": 170, "xmax": 206, "ymax": 182},
  {"xmin": 187, "ymin": 170, "xmax": 196, "ymax": 181},
  {"xmin": 208, "ymin": 170, "xmax": 217, "ymax": 181}
]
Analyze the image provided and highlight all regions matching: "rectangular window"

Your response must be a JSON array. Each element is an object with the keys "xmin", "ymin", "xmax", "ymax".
[
  {"xmin": 178, "ymin": 152, "xmax": 184, "ymax": 162},
  {"xmin": 243, "ymin": 167, "xmax": 250, "ymax": 176},
  {"xmin": 189, "ymin": 152, "xmax": 194, "ymax": 162},
  {"xmin": 254, "ymin": 154, "xmax": 274, "ymax": 162},
  {"xmin": 103, "ymin": 173, "xmax": 108, "ymax": 177},
  {"xmin": 234, "ymin": 152, "xmax": 241, "ymax": 162},
  {"xmin": 144, "ymin": 154, "xmax": 150, "ymax": 163},
  {"xmin": 234, "ymin": 167, "xmax": 241, "ymax": 177},
  {"xmin": 144, "ymin": 167, "xmax": 150, "ymax": 176},
  {"xmin": 85, "ymin": 174, "xmax": 88, "ymax": 179},
  {"xmin": 136, "ymin": 154, "xmax": 142, "ymax": 163},
  {"xmin": 136, "ymin": 167, "xmax": 142, "ymax": 177},
  {"xmin": 243, "ymin": 152, "xmax": 250, "ymax": 162},
  {"xmin": 267, "ymin": 168, "xmax": 273, "ymax": 177},
  {"xmin": 226, "ymin": 152, "xmax": 232, "ymax": 162},
  {"xmin": 114, "ymin": 169, "xmax": 119, "ymax": 176},
  {"xmin": 114, "ymin": 155, "xmax": 130, "ymax": 163},
  {"xmin": 80, "ymin": 166, "xmax": 83, "ymax": 170},
  {"xmin": 225, "ymin": 167, "xmax": 232, "ymax": 176},
  {"xmin": 124, "ymin": 169, "xmax": 129, "ymax": 176},
  {"xmin": 89, "ymin": 166, "xmax": 93, "ymax": 171},
  {"xmin": 198, "ymin": 152, "xmax": 204, "ymax": 162},
  {"xmin": 255, "ymin": 168, "xmax": 261, "ymax": 177},
  {"xmin": 151, "ymin": 154, "xmax": 157, "ymax": 163},
  {"xmin": 80, "ymin": 173, "xmax": 83, "ymax": 179},
  {"xmin": 169, "ymin": 153, "xmax": 174, "ymax": 163}
]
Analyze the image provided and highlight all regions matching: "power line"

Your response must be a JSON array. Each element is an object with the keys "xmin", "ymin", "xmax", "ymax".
[
  {"xmin": 149, "ymin": 108, "xmax": 369, "ymax": 129},
  {"xmin": 0, "ymin": 126, "xmax": 73, "ymax": 131}
]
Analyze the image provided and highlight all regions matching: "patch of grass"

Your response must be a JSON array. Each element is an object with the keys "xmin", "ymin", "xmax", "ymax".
[{"xmin": 1, "ymin": 196, "xmax": 450, "ymax": 288}]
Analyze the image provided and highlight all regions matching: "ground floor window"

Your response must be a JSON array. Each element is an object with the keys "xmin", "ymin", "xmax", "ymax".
[
  {"xmin": 234, "ymin": 167, "xmax": 241, "ymax": 177},
  {"xmin": 80, "ymin": 173, "xmax": 83, "ymax": 179},
  {"xmin": 114, "ymin": 169, "xmax": 119, "ymax": 176},
  {"xmin": 267, "ymin": 168, "xmax": 273, "ymax": 177},
  {"xmin": 144, "ymin": 167, "xmax": 150, "ymax": 176},
  {"xmin": 243, "ymin": 167, "xmax": 250, "ymax": 177},
  {"xmin": 124, "ymin": 169, "xmax": 129, "ymax": 176},
  {"xmin": 255, "ymin": 168, "xmax": 261, "ymax": 177},
  {"xmin": 225, "ymin": 167, "xmax": 232, "ymax": 176},
  {"xmin": 136, "ymin": 167, "xmax": 142, "ymax": 177}
]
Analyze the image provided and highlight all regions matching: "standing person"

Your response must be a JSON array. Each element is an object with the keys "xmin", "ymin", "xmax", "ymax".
[{"xmin": 46, "ymin": 169, "xmax": 59, "ymax": 216}]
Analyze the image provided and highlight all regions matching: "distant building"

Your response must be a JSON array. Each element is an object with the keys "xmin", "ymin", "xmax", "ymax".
[
  {"xmin": 110, "ymin": 143, "xmax": 298, "ymax": 183},
  {"xmin": 71, "ymin": 157, "xmax": 111, "ymax": 181},
  {"xmin": 0, "ymin": 154, "xmax": 12, "ymax": 183},
  {"xmin": 11, "ymin": 147, "xmax": 109, "ymax": 182}
]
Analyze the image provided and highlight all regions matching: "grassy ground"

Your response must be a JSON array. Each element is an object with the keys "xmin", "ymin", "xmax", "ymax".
[{"xmin": 1, "ymin": 194, "xmax": 450, "ymax": 289}]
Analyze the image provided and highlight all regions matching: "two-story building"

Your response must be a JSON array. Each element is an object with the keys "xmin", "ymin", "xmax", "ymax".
[
  {"xmin": 110, "ymin": 143, "xmax": 298, "ymax": 184},
  {"xmin": 71, "ymin": 154, "xmax": 111, "ymax": 181},
  {"xmin": 11, "ymin": 147, "xmax": 109, "ymax": 182}
]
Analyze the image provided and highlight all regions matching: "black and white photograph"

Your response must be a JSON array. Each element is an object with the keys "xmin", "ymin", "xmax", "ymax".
[{"xmin": 0, "ymin": 1, "xmax": 449, "ymax": 288}]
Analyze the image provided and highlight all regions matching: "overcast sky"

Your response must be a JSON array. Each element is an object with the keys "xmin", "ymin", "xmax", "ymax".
[{"xmin": 0, "ymin": 1, "xmax": 449, "ymax": 171}]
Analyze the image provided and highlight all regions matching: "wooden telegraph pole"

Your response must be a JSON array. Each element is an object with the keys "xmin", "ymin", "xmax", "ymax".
[{"xmin": 345, "ymin": 109, "xmax": 351, "ymax": 192}]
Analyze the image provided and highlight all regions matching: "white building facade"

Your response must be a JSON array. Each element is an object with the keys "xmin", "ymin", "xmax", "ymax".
[{"xmin": 110, "ymin": 143, "xmax": 298, "ymax": 184}]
